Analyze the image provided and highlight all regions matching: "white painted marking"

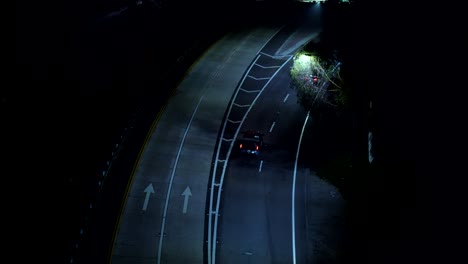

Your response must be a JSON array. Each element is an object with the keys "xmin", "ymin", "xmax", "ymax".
[
  {"xmin": 247, "ymin": 75, "xmax": 270, "ymax": 80},
  {"xmin": 254, "ymin": 63, "xmax": 281, "ymax": 69},
  {"xmin": 368, "ymin": 131, "xmax": 374, "ymax": 163},
  {"xmin": 283, "ymin": 93, "xmax": 290, "ymax": 103},
  {"xmin": 207, "ymin": 54, "xmax": 262, "ymax": 264},
  {"xmin": 142, "ymin": 183, "xmax": 155, "ymax": 211},
  {"xmin": 257, "ymin": 25, "xmax": 285, "ymax": 54},
  {"xmin": 259, "ymin": 51, "xmax": 292, "ymax": 59},
  {"xmin": 276, "ymin": 31, "xmax": 321, "ymax": 56},
  {"xmin": 181, "ymin": 186, "xmax": 192, "ymax": 214},
  {"xmin": 209, "ymin": 55, "xmax": 294, "ymax": 264},
  {"xmin": 259, "ymin": 160, "xmax": 263, "ymax": 172},
  {"xmin": 227, "ymin": 119, "xmax": 242, "ymax": 123},
  {"xmin": 157, "ymin": 95, "xmax": 204, "ymax": 264},
  {"xmin": 233, "ymin": 102, "xmax": 250, "ymax": 107},
  {"xmin": 239, "ymin": 88, "xmax": 261, "ymax": 93},
  {"xmin": 269, "ymin": 122, "xmax": 276, "ymax": 133},
  {"xmin": 292, "ymin": 111, "xmax": 310, "ymax": 264}
]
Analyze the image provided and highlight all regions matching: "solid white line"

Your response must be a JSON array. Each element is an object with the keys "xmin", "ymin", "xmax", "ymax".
[
  {"xmin": 259, "ymin": 160, "xmax": 263, "ymax": 172},
  {"xmin": 283, "ymin": 93, "xmax": 290, "ymax": 103},
  {"xmin": 211, "ymin": 55, "xmax": 294, "ymax": 264},
  {"xmin": 257, "ymin": 25, "xmax": 286, "ymax": 54},
  {"xmin": 269, "ymin": 122, "xmax": 276, "ymax": 133},
  {"xmin": 207, "ymin": 53, "xmax": 263, "ymax": 264},
  {"xmin": 292, "ymin": 111, "xmax": 310, "ymax": 264},
  {"xmin": 368, "ymin": 131, "xmax": 374, "ymax": 163},
  {"xmin": 277, "ymin": 31, "xmax": 320, "ymax": 56},
  {"xmin": 157, "ymin": 95, "xmax": 204, "ymax": 264}
]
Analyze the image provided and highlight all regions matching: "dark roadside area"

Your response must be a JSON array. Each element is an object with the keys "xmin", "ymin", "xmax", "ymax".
[
  {"xmin": 14, "ymin": 1, "xmax": 303, "ymax": 263},
  {"xmin": 298, "ymin": 1, "xmax": 465, "ymax": 264},
  {"xmin": 15, "ymin": 1, "xmax": 221, "ymax": 263},
  {"xmin": 18, "ymin": 3, "xmax": 236, "ymax": 263},
  {"xmin": 12, "ymin": 0, "xmax": 462, "ymax": 263}
]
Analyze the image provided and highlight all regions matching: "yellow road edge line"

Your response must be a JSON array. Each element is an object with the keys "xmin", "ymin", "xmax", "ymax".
[
  {"xmin": 106, "ymin": 35, "xmax": 223, "ymax": 263},
  {"xmin": 106, "ymin": 103, "xmax": 166, "ymax": 263}
]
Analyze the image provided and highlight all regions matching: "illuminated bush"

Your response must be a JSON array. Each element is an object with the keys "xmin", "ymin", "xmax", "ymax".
[{"xmin": 290, "ymin": 49, "xmax": 347, "ymax": 112}]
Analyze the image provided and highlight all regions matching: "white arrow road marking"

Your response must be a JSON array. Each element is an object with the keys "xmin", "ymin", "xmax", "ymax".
[
  {"xmin": 142, "ymin": 183, "xmax": 155, "ymax": 211},
  {"xmin": 158, "ymin": 96, "xmax": 203, "ymax": 264},
  {"xmin": 181, "ymin": 186, "xmax": 192, "ymax": 214}
]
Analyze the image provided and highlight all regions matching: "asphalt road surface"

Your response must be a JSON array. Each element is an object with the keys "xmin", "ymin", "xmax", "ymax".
[{"xmin": 110, "ymin": 3, "xmax": 346, "ymax": 264}]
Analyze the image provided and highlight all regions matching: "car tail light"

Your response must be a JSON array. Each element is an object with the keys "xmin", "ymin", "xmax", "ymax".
[
  {"xmin": 256, "ymin": 145, "xmax": 259, "ymax": 151},
  {"xmin": 240, "ymin": 144, "xmax": 243, "ymax": 149}
]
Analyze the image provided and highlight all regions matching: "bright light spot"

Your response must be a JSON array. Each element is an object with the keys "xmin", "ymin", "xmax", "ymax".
[
  {"xmin": 297, "ymin": 0, "xmax": 327, "ymax": 2},
  {"xmin": 297, "ymin": 54, "xmax": 319, "ymax": 68},
  {"xmin": 297, "ymin": 54, "xmax": 312, "ymax": 65}
]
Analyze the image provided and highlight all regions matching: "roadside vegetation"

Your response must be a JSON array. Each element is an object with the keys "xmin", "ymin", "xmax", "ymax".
[{"xmin": 290, "ymin": 36, "xmax": 353, "ymax": 198}]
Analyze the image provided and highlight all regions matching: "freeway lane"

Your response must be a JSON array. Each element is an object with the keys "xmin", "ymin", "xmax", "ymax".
[
  {"xmin": 110, "ymin": 27, "xmax": 282, "ymax": 264},
  {"xmin": 213, "ymin": 4, "xmax": 345, "ymax": 264},
  {"xmin": 214, "ymin": 51, "xmax": 310, "ymax": 264},
  {"xmin": 111, "ymin": 3, "xmax": 346, "ymax": 264}
]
